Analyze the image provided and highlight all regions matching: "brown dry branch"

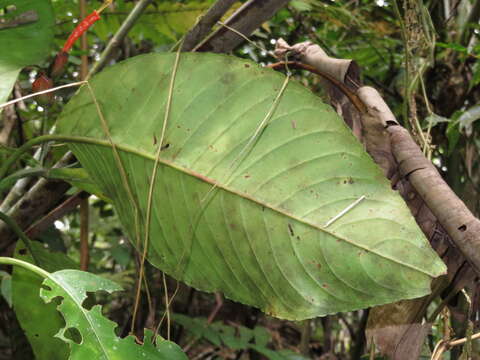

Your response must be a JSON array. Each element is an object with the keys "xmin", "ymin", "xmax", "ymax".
[
  {"xmin": 272, "ymin": 39, "xmax": 479, "ymax": 360},
  {"xmin": 273, "ymin": 38, "xmax": 364, "ymax": 140},
  {"xmin": 390, "ymin": 125, "xmax": 480, "ymax": 274},
  {"xmin": 181, "ymin": 0, "xmax": 238, "ymax": 52},
  {"xmin": 195, "ymin": 0, "xmax": 290, "ymax": 53}
]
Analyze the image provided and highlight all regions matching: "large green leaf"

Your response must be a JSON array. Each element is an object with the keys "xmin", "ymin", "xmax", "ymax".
[
  {"xmin": 56, "ymin": 53, "xmax": 446, "ymax": 320},
  {"xmin": 0, "ymin": 0, "xmax": 55, "ymax": 105},
  {"xmin": 12, "ymin": 241, "xmax": 77, "ymax": 360}
]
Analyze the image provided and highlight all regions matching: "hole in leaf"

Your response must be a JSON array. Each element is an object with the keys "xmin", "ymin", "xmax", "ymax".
[
  {"xmin": 40, "ymin": 284, "xmax": 52, "ymax": 292},
  {"xmin": 458, "ymin": 224, "xmax": 467, "ymax": 232},
  {"xmin": 81, "ymin": 291, "xmax": 97, "ymax": 310},
  {"xmin": 81, "ymin": 290, "xmax": 111, "ymax": 310},
  {"xmin": 18, "ymin": 248, "xmax": 27, "ymax": 255},
  {"xmin": 64, "ymin": 327, "xmax": 82, "ymax": 344}
]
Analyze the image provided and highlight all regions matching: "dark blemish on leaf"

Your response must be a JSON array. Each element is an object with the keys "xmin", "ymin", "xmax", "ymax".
[
  {"xmin": 262, "ymin": 206, "xmax": 265, "ymax": 211},
  {"xmin": 19, "ymin": 248, "xmax": 27, "ymax": 255},
  {"xmin": 291, "ymin": 120, "xmax": 297, "ymax": 129},
  {"xmin": 316, "ymin": 263, "xmax": 321, "ymax": 269},
  {"xmin": 322, "ymin": 283, "xmax": 328, "ymax": 288},
  {"xmin": 458, "ymin": 224, "xmax": 467, "ymax": 232},
  {"xmin": 161, "ymin": 143, "xmax": 170, "ymax": 151},
  {"xmin": 34, "ymin": 334, "xmax": 39, "ymax": 337},
  {"xmin": 229, "ymin": 223, "xmax": 236, "ymax": 230},
  {"xmin": 349, "ymin": 178, "xmax": 354, "ymax": 184},
  {"xmin": 288, "ymin": 223, "xmax": 294, "ymax": 236},
  {"xmin": 244, "ymin": 174, "xmax": 250, "ymax": 179},
  {"xmin": 220, "ymin": 72, "xmax": 235, "ymax": 85},
  {"xmin": 244, "ymin": 64, "xmax": 250, "ymax": 68},
  {"xmin": 177, "ymin": 125, "xmax": 181, "ymax": 128},
  {"xmin": 153, "ymin": 134, "xmax": 157, "ymax": 145},
  {"xmin": 296, "ymin": 236, "xmax": 301, "ymax": 241}
]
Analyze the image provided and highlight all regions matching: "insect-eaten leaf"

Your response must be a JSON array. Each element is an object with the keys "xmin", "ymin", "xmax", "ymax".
[
  {"xmin": 39, "ymin": 269, "xmax": 187, "ymax": 359},
  {"xmin": 56, "ymin": 52, "xmax": 446, "ymax": 320}
]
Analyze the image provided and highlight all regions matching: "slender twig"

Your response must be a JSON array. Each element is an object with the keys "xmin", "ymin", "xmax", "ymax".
[
  {"xmin": 392, "ymin": 0, "xmax": 410, "ymax": 127},
  {"xmin": 26, "ymin": 191, "xmax": 88, "ymax": 239},
  {"xmin": 162, "ymin": 272, "xmax": 171, "ymax": 340},
  {"xmin": 0, "ymin": 82, "xmax": 87, "ymax": 110},
  {"xmin": 78, "ymin": 0, "xmax": 90, "ymax": 272},
  {"xmin": 131, "ymin": 41, "xmax": 182, "ymax": 335},
  {"xmin": 89, "ymin": 0, "xmax": 153, "ymax": 77},
  {"xmin": 102, "ymin": 8, "xmax": 208, "ymax": 16},
  {"xmin": 153, "ymin": 281, "xmax": 179, "ymax": 340},
  {"xmin": 267, "ymin": 62, "xmax": 367, "ymax": 113},
  {"xmin": 420, "ymin": 74, "xmax": 433, "ymax": 158},
  {"xmin": 215, "ymin": 21, "xmax": 275, "ymax": 57},
  {"xmin": 195, "ymin": 0, "xmax": 289, "ymax": 53},
  {"xmin": 79, "ymin": 196, "xmax": 90, "ymax": 271},
  {"xmin": 201, "ymin": 73, "xmax": 290, "ymax": 203}
]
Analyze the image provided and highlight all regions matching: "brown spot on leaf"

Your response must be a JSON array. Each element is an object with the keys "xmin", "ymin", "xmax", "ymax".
[{"xmin": 288, "ymin": 223, "xmax": 294, "ymax": 236}]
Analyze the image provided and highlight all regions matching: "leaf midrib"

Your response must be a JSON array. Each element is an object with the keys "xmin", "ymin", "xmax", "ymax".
[{"xmin": 66, "ymin": 135, "xmax": 437, "ymax": 278}]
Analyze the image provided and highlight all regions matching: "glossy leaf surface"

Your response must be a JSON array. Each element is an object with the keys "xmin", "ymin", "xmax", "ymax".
[{"xmin": 56, "ymin": 53, "xmax": 446, "ymax": 319}]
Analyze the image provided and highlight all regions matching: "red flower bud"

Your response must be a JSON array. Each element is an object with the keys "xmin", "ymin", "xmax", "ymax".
[
  {"xmin": 32, "ymin": 73, "xmax": 54, "ymax": 105},
  {"xmin": 50, "ymin": 51, "xmax": 69, "ymax": 79}
]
